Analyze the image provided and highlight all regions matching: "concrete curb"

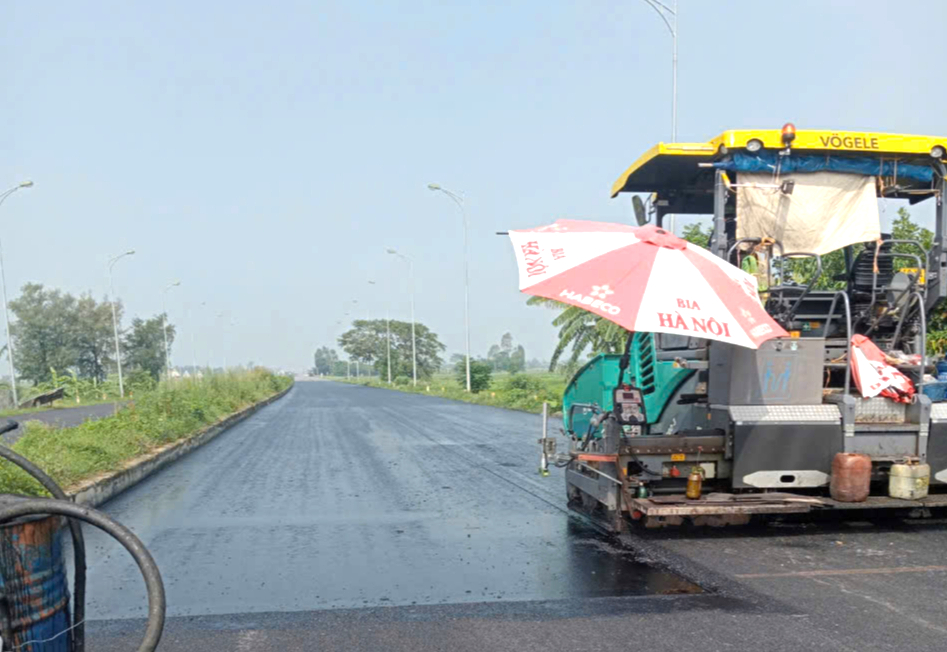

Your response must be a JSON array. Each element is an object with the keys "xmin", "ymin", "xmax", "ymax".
[{"xmin": 71, "ymin": 383, "xmax": 294, "ymax": 507}]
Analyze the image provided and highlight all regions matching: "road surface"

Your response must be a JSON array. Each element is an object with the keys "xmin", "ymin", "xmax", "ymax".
[
  {"xmin": 3, "ymin": 402, "xmax": 123, "ymax": 443},
  {"xmin": 84, "ymin": 381, "xmax": 947, "ymax": 651}
]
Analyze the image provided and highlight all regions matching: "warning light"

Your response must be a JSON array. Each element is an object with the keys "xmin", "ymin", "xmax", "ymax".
[{"xmin": 781, "ymin": 123, "xmax": 797, "ymax": 146}]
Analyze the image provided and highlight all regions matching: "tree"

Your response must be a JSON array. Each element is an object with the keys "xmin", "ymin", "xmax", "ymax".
[
  {"xmin": 509, "ymin": 345, "xmax": 526, "ymax": 373},
  {"xmin": 9, "ymin": 283, "xmax": 79, "ymax": 383},
  {"xmin": 458, "ymin": 358, "xmax": 492, "ymax": 392},
  {"xmin": 312, "ymin": 346, "xmax": 339, "ymax": 376},
  {"xmin": 891, "ymin": 206, "xmax": 934, "ymax": 253},
  {"xmin": 681, "ymin": 222, "xmax": 711, "ymax": 248},
  {"xmin": 486, "ymin": 344, "xmax": 501, "ymax": 369},
  {"xmin": 500, "ymin": 332, "xmax": 513, "ymax": 353},
  {"xmin": 487, "ymin": 333, "xmax": 529, "ymax": 372},
  {"xmin": 526, "ymin": 296, "xmax": 627, "ymax": 370},
  {"xmin": 124, "ymin": 315, "xmax": 175, "ymax": 381},
  {"xmin": 73, "ymin": 293, "xmax": 119, "ymax": 382},
  {"xmin": 339, "ymin": 319, "xmax": 445, "ymax": 380}
]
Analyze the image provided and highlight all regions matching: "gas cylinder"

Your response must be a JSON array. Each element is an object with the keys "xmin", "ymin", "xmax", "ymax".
[
  {"xmin": 829, "ymin": 453, "xmax": 871, "ymax": 502},
  {"xmin": 685, "ymin": 467, "xmax": 703, "ymax": 500},
  {"xmin": 889, "ymin": 459, "xmax": 930, "ymax": 500}
]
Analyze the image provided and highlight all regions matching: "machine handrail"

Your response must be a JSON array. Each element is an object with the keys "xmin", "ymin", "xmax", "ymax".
[
  {"xmin": 768, "ymin": 252, "xmax": 823, "ymax": 325},
  {"xmin": 862, "ymin": 251, "xmax": 925, "ymax": 335},
  {"xmin": 726, "ymin": 238, "xmax": 784, "ymax": 295},
  {"xmin": 823, "ymin": 291, "xmax": 853, "ymax": 395}
]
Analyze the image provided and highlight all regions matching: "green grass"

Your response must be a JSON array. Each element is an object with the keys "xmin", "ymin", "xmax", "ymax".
[
  {"xmin": 338, "ymin": 370, "xmax": 567, "ymax": 414},
  {"xmin": 0, "ymin": 395, "xmax": 123, "ymax": 418},
  {"xmin": 0, "ymin": 369, "xmax": 293, "ymax": 496}
]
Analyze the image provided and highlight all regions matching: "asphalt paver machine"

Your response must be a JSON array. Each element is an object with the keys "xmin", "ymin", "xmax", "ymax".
[{"xmin": 560, "ymin": 126, "xmax": 947, "ymax": 528}]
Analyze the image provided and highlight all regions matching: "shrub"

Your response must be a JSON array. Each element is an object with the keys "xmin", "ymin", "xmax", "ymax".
[
  {"xmin": 394, "ymin": 375, "xmax": 411, "ymax": 386},
  {"xmin": 457, "ymin": 358, "xmax": 492, "ymax": 393},
  {"xmin": 501, "ymin": 373, "xmax": 545, "ymax": 393}
]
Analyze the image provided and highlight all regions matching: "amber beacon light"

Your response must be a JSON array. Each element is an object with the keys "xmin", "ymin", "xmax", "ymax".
[{"xmin": 781, "ymin": 122, "xmax": 797, "ymax": 146}]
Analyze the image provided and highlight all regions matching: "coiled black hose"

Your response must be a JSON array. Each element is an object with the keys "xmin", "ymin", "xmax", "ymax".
[
  {"xmin": 0, "ymin": 420, "xmax": 86, "ymax": 652},
  {"xmin": 0, "ymin": 499, "xmax": 165, "ymax": 652}
]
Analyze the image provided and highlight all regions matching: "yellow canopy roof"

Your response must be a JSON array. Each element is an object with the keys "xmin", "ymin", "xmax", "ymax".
[{"xmin": 611, "ymin": 129, "xmax": 947, "ymax": 200}]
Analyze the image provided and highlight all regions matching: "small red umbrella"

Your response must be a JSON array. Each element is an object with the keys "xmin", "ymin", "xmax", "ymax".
[{"xmin": 508, "ymin": 220, "xmax": 787, "ymax": 349}]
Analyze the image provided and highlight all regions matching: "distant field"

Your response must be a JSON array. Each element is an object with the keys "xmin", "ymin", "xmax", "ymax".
[{"xmin": 338, "ymin": 370, "xmax": 568, "ymax": 414}]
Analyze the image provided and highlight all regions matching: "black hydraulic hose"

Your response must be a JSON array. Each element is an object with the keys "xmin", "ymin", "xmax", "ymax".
[
  {"xmin": 0, "ymin": 499, "xmax": 165, "ymax": 652},
  {"xmin": 0, "ymin": 420, "xmax": 86, "ymax": 652},
  {"xmin": 615, "ymin": 332, "xmax": 635, "ymax": 388}
]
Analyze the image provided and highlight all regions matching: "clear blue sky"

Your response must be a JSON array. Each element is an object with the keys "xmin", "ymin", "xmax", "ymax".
[{"xmin": 3, "ymin": 1, "xmax": 946, "ymax": 372}]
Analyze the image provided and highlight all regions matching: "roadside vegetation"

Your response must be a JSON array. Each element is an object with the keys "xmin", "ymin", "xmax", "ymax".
[
  {"xmin": 0, "ymin": 369, "xmax": 293, "ymax": 496},
  {"xmin": 340, "ymin": 371, "xmax": 566, "ymax": 414}
]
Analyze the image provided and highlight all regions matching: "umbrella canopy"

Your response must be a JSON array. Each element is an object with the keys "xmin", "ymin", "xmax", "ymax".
[
  {"xmin": 508, "ymin": 220, "xmax": 787, "ymax": 349},
  {"xmin": 849, "ymin": 334, "xmax": 915, "ymax": 403}
]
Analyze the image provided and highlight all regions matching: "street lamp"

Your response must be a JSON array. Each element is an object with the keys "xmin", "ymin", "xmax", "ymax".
[
  {"xmin": 641, "ymin": 0, "xmax": 678, "ymax": 142},
  {"xmin": 162, "ymin": 281, "xmax": 181, "ymax": 380},
  {"xmin": 387, "ymin": 247, "xmax": 417, "ymax": 386},
  {"xmin": 428, "ymin": 183, "xmax": 471, "ymax": 392},
  {"xmin": 350, "ymin": 299, "xmax": 361, "ymax": 377},
  {"xmin": 107, "ymin": 250, "xmax": 135, "ymax": 398},
  {"xmin": 0, "ymin": 181, "xmax": 33, "ymax": 406},
  {"xmin": 191, "ymin": 301, "xmax": 206, "ymax": 377},
  {"xmin": 370, "ymin": 280, "xmax": 392, "ymax": 384},
  {"xmin": 642, "ymin": 0, "xmax": 678, "ymax": 234}
]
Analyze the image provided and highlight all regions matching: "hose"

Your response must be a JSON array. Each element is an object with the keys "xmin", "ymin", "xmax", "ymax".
[
  {"xmin": 0, "ymin": 499, "xmax": 166, "ymax": 652},
  {"xmin": 0, "ymin": 421, "xmax": 86, "ymax": 652}
]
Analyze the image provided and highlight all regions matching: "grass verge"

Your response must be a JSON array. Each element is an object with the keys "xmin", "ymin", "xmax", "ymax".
[
  {"xmin": 336, "ymin": 371, "xmax": 566, "ymax": 414},
  {"xmin": 0, "ymin": 396, "xmax": 123, "ymax": 418},
  {"xmin": 0, "ymin": 369, "xmax": 293, "ymax": 496}
]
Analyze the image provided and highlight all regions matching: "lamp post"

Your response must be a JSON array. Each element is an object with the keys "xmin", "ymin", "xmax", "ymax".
[
  {"xmin": 387, "ymin": 248, "xmax": 417, "ymax": 386},
  {"xmin": 427, "ymin": 183, "xmax": 471, "ymax": 392},
  {"xmin": 368, "ymin": 279, "xmax": 388, "ymax": 382},
  {"xmin": 162, "ymin": 281, "xmax": 181, "ymax": 380},
  {"xmin": 350, "ymin": 299, "xmax": 361, "ymax": 377},
  {"xmin": 369, "ymin": 281, "xmax": 393, "ymax": 384},
  {"xmin": 642, "ymin": 0, "xmax": 677, "ymax": 142},
  {"xmin": 107, "ymin": 249, "xmax": 135, "ymax": 398},
  {"xmin": 642, "ymin": 0, "xmax": 678, "ymax": 234},
  {"xmin": 192, "ymin": 301, "xmax": 206, "ymax": 377},
  {"xmin": 0, "ymin": 181, "xmax": 33, "ymax": 406}
]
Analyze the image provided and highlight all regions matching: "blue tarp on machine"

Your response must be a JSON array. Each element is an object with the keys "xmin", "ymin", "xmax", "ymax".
[{"xmin": 714, "ymin": 151, "xmax": 935, "ymax": 183}]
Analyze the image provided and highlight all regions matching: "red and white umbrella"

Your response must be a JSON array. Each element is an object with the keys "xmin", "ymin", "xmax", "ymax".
[
  {"xmin": 849, "ymin": 335, "xmax": 915, "ymax": 403},
  {"xmin": 508, "ymin": 220, "xmax": 787, "ymax": 349}
]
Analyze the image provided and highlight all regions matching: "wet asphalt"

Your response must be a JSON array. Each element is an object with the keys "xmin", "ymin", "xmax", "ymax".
[{"xmin": 84, "ymin": 381, "xmax": 947, "ymax": 651}]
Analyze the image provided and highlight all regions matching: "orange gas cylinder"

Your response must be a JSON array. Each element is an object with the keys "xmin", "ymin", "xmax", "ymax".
[{"xmin": 829, "ymin": 453, "xmax": 871, "ymax": 502}]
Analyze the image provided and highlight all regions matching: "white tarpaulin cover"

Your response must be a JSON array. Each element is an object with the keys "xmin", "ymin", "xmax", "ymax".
[{"xmin": 736, "ymin": 171, "xmax": 880, "ymax": 255}]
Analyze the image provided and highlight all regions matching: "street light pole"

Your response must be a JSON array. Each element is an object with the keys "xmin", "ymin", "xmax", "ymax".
[
  {"xmin": 643, "ymin": 0, "xmax": 678, "ymax": 233},
  {"xmin": 387, "ymin": 248, "xmax": 417, "ymax": 386},
  {"xmin": 350, "ymin": 299, "xmax": 360, "ymax": 377},
  {"xmin": 162, "ymin": 281, "xmax": 181, "ymax": 380},
  {"xmin": 386, "ymin": 308, "xmax": 392, "ymax": 384},
  {"xmin": 107, "ymin": 249, "xmax": 135, "ymax": 398},
  {"xmin": 0, "ymin": 181, "xmax": 33, "ymax": 406},
  {"xmin": 428, "ymin": 183, "xmax": 471, "ymax": 392},
  {"xmin": 642, "ymin": 0, "xmax": 678, "ymax": 142}
]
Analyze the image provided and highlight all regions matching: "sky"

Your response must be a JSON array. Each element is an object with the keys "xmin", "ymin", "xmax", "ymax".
[{"xmin": 3, "ymin": 0, "xmax": 947, "ymax": 373}]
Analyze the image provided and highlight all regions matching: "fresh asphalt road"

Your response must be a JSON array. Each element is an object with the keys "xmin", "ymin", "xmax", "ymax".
[{"xmin": 85, "ymin": 381, "xmax": 947, "ymax": 651}]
